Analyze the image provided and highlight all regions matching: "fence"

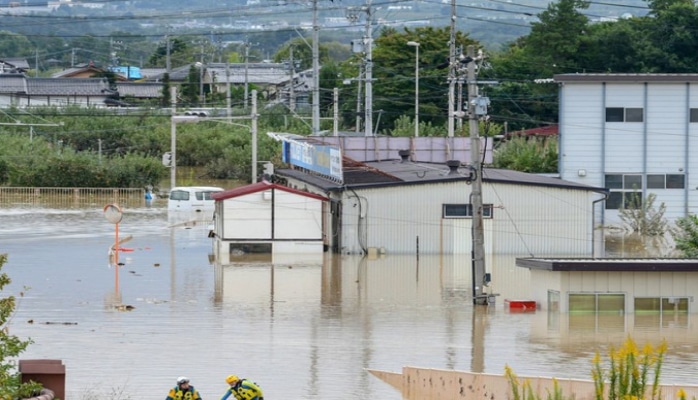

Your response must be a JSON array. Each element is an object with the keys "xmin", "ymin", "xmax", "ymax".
[{"xmin": 0, "ymin": 187, "xmax": 146, "ymax": 209}]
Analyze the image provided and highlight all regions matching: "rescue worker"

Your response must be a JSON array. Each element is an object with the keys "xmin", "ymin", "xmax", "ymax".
[
  {"xmin": 167, "ymin": 376, "xmax": 202, "ymax": 400},
  {"xmin": 220, "ymin": 374, "xmax": 264, "ymax": 400}
]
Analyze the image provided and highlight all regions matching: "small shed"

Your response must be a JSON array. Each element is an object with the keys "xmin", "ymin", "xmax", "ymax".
[
  {"xmin": 211, "ymin": 180, "xmax": 329, "ymax": 263},
  {"xmin": 516, "ymin": 258, "xmax": 698, "ymax": 314}
]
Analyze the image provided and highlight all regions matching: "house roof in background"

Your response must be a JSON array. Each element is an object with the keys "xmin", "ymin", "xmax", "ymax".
[
  {"xmin": 27, "ymin": 78, "xmax": 113, "ymax": 96},
  {"xmin": 507, "ymin": 124, "xmax": 559, "ymax": 137},
  {"xmin": 116, "ymin": 82, "xmax": 163, "ymax": 98},
  {"xmin": 0, "ymin": 74, "xmax": 27, "ymax": 93},
  {"xmin": 1, "ymin": 58, "xmax": 30, "ymax": 70}
]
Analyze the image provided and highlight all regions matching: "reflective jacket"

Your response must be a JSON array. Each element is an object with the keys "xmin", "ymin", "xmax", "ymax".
[
  {"xmin": 221, "ymin": 379, "xmax": 263, "ymax": 400},
  {"xmin": 167, "ymin": 385, "xmax": 202, "ymax": 400}
]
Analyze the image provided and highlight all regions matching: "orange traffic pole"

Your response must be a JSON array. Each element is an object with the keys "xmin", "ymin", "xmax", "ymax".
[{"xmin": 115, "ymin": 222, "xmax": 120, "ymax": 293}]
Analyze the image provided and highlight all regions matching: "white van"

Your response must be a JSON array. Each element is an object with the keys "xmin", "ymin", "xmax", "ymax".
[{"xmin": 167, "ymin": 186, "xmax": 224, "ymax": 211}]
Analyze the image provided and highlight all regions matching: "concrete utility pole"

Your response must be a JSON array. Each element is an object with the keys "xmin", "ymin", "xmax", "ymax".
[
  {"xmin": 170, "ymin": 86, "xmax": 177, "ymax": 189},
  {"xmin": 467, "ymin": 44, "xmax": 487, "ymax": 306},
  {"xmin": 364, "ymin": 0, "xmax": 373, "ymax": 137},
  {"xmin": 251, "ymin": 89, "xmax": 258, "ymax": 183},
  {"xmin": 289, "ymin": 46, "xmax": 296, "ymax": 112},
  {"xmin": 312, "ymin": 0, "xmax": 320, "ymax": 134},
  {"xmin": 447, "ymin": 0, "xmax": 456, "ymax": 137},
  {"xmin": 244, "ymin": 40, "xmax": 250, "ymax": 110}
]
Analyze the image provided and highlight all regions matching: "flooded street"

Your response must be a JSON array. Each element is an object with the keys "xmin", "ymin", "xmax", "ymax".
[{"xmin": 2, "ymin": 204, "xmax": 698, "ymax": 400}]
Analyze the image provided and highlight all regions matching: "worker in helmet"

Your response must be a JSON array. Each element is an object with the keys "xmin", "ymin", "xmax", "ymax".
[
  {"xmin": 166, "ymin": 376, "xmax": 202, "ymax": 400},
  {"xmin": 221, "ymin": 374, "xmax": 264, "ymax": 400}
]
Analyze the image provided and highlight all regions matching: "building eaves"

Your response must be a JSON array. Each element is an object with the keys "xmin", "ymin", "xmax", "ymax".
[
  {"xmin": 554, "ymin": 73, "xmax": 698, "ymax": 84},
  {"xmin": 517, "ymin": 257, "xmax": 698, "ymax": 272}
]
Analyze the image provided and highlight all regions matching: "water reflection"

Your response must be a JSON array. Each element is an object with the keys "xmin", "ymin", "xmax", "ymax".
[{"xmin": 1, "ymin": 206, "xmax": 698, "ymax": 400}]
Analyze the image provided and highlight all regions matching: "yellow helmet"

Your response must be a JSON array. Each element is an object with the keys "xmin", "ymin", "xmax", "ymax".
[{"xmin": 225, "ymin": 375, "xmax": 239, "ymax": 385}]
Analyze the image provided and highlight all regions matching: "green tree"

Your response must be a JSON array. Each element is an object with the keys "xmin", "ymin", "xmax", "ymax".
[
  {"xmin": 352, "ymin": 26, "xmax": 478, "ymax": 133},
  {"xmin": 0, "ymin": 254, "xmax": 42, "ymax": 399},
  {"xmin": 0, "ymin": 31, "xmax": 34, "ymax": 58},
  {"xmin": 492, "ymin": 136, "xmax": 558, "ymax": 173},
  {"xmin": 672, "ymin": 214, "xmax": 698, "ymax": 257}
]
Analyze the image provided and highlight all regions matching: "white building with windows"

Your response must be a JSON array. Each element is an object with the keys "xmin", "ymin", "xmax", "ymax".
[
  {"xmin": 272, "ymin": 135, "xmax": 608, "ymax": 257},
  {"xmin": 555, "ymin": 74, "xmax": 698, "ymax": 226}
]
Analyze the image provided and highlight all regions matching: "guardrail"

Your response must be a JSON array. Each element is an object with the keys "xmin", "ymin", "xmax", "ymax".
[{"xmin": 0, "ymin": 187, "xmax": 146, "ymax": 208}]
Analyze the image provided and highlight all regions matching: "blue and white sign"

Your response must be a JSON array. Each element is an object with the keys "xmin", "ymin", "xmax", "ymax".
[{"xmin": 285, "ymin": 142, "xmax": 343, "ymax": 183}]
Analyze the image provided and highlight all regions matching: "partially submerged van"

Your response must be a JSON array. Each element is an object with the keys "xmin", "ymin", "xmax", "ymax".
[{"xmin": 167, "ymin": 186, "xmax": 224, "ymax": 212}]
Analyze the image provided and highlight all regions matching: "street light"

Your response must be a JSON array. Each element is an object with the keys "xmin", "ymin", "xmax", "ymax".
[{"xmin": 407, "ymin": 41, "xmax": 420, "ymax": 137}]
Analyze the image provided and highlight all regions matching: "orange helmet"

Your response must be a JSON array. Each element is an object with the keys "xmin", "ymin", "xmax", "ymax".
[{"xmin": 225, "ymin": 375, "xmax": 239, "ymax": 385}]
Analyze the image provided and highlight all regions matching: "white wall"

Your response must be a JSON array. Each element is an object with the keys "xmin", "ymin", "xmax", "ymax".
[
  {"xmin": 221, "ymin": 191, "xmax": 272, "ymax": 239},
  {"xmin": 273, "ymin": 191, "xmax": 323, "ymax": 240},
  {"xmin": 560, "ymin": 79, "xmax": 698, "ymax": 224},
  {"xmin": 340, "ymin": 181, "xmax": 598, "ymax": 255}
]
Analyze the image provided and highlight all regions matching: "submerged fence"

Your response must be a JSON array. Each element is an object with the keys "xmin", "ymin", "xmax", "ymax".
[{"xmin": 0, "ymin": 187, "xmax": 146, "ymax": 208}]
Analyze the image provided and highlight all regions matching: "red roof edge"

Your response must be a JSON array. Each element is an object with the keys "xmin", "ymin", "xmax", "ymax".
[{"xmin": 212, "ymin": 180, "xmax": 329, "ymax": 202}]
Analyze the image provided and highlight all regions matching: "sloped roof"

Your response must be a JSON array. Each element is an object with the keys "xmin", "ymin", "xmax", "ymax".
[
  {"xmin": 51, "ymin": 65, "xmax": 108, "ymax": 78},
  {"xmin": 212, "ymin": 180, "xmax": 328, "ymax": 202},
  {"xmin": 1, "ymin": 58, "xmax": 30, "ymax": 70},
  {"xmin": 26, "ymin": 78, "xmax": 113, "ymax": 96},
  {"xmin": 116, "ymin": 82, "xmax": 163, "ymax": 98},
  {"xmin": 507, "ymin": 124, "xmax": 559, "ymax": 137},
  {"xmin": 278, "ymin": 157, "xmax": 606, "ymax": 194},
  {"xmin": 0, "ymin": 73, "xmax": 28, "ymax": 93}
]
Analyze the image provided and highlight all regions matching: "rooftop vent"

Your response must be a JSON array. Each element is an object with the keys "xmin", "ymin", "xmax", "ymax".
[
  {"xmin": 398, "ymin": 149, "xmax": 410, "ymax": 163},
  {"xmin": 446, "ymin": 160, "xmax": 461, "ymax": 175}
]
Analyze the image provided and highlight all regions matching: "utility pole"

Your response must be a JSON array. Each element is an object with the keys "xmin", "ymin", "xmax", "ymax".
[
  {"xmin": 244, "ymin": 40, "xmax": 250, "ymax": 109},
  {"xmin": 447, "ymin": 0, "xmax": 456, "ymax": 137},
  {"xmin": 251, "ymin": 89, "xmax": 258, "ymax": 183},
  {"xmin": 170, "ymin": 86, "xmax": 177, "ymax": 189},
  {"xmin": 312, "ymin": 0, "xmax": 320, "ymax": 134},
  {"xmin": 289, "ymin": 46, "xmax": 296, "ymax": 112},
  {"xmin": 165, "ymin": 34, "xmax": 171, "ymax": 74},
  {"xmin": 467, "ymin": 44, "xmax": 488, "ymax": 306},
  {"xmin": 364, "ymin": 0, "xmax": 373, "ymax": 137}
]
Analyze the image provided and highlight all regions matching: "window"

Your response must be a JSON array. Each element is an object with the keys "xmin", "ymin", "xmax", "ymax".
[
  {"xmin": 606, "ymin": 107, "xmax": 624, "ymax": 122},
  {"xmin": 647, "ymin": 174, "xmax": 685, "ymax": 189},
  {"xmin": 625, "ymin": 108, "xmax": 644, "ymax": 122},
  {"xmin": 169, "ymin": 190, "xmax": 190, "ymax": 201},
  {"xmin": 635, "ymin": 297, "xmax": 689, "ymax": 314},
  {"xmin": 605, "ymin": 174, "xmax": 643, "ymax": 210},
  {"xmin": 690, "ymin": 108, "xmax": 698, "ymax": 122},
  {"xmin": 605, "ymin": 107, "xmax": 644, "ymax": 122},
  {"xmin": 667, "ymin": 174, "xmax": 685, "ymax": 189},
  {"xmin": 443, "ymin": 203, "xmax": 493, "ymax": 218},
  {"xmin": 569, "ymin": 293, "xmax": 625, "ymax": 314}
]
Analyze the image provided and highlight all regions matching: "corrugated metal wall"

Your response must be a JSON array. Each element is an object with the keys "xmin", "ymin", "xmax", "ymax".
[{"xmin": 341, "ymin": 181, "xmax": 596, "ymax": 256}]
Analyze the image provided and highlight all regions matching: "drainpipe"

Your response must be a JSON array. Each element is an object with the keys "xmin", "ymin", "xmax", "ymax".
[{"xmin": 592, "ymin": 193, "xmax": 608, "ymax": 258}]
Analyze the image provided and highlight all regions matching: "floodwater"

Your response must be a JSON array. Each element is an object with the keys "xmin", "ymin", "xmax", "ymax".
[{"xmin": 2, "ymin": 203, "xmax": 698, "ymax": 400}]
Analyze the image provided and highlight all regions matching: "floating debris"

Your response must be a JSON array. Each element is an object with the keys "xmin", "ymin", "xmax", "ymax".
[{"xmin": 114, "ymin": 304, "xmax": 135, "ymax": 311}]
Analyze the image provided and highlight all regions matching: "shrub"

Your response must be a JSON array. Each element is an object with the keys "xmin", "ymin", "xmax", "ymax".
[{"xmin": 0, "ymin": 253, "xmax": 42, "ymax": 399}]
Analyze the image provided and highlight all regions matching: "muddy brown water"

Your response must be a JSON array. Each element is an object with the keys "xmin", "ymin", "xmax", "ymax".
[{"xmin": 2, "ymin": 204, "xmax": 698, "ymax": 400}]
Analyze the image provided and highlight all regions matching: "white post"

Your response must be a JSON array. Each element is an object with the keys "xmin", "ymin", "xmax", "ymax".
[
  {"xmin": 333, "ymin": 87, "xmax": 339, "ymax": 136},
  {"xmin": 170, "ymin": 86, "xmax": 177, "ymax": 189},
  {"xmin": 312, "ymin": 0, "xmax": 320, "ymax": 134},
  {"xmin": 407, "ymin": 41, "xmax": 420, "ymax": 137},
  {"xmin": 251, "ymin": 90, "xmax": 258, "ymax": 183}
]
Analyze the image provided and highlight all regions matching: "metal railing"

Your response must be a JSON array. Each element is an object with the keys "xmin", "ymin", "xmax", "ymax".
[{"xmin": 0, "ymin": 187, "xmax": 146, "ymax": 208}]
